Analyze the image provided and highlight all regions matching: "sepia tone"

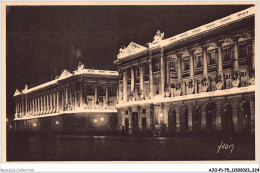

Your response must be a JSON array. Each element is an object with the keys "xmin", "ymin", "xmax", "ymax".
[{"xmin": 6, "ymin": 4, "xmax": 256, "ymax": 161}]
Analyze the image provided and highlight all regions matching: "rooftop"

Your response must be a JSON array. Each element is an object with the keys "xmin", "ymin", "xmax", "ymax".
[
  {"xmin": 14, "ymin": 64, "xmax": 118, "ymax": 96},
  {"xmin": 115, "ymin": 6, "xmax": 255, "ymax": 61}
]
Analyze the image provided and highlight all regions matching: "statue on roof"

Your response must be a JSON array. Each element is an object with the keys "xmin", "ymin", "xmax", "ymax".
[
  {"xmin": 24, "ymin": 84, "xmax": 28, "ymax": 90},
  {"xmin": 77, "ymin": 62, "xmax": 85, "ymax": 71},
  {"xmin": 118, "ymin": 45, "xmax": 126, "ymax": 57},
  {"xmin": 153, "ymin": 30, "xmax": 164, "ymax": 43}
]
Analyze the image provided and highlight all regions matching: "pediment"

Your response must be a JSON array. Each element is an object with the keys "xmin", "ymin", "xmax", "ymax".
[
  {"xmin": 14, "ymin": 89, "xmax": 21, "ymax": 96},
  {"xmin": 117, "ymin": 42, "xmax": 147, "ymax": 59},
  {"xmin": 59, "ymin": 69, "xmax": 73, "ymax": 80}
]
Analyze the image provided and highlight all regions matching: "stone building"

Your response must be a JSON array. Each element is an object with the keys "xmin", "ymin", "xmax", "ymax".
[
  {"xmin": 114, "ymin": 7, "xmax": 256, "ymax": 136},
  {"xmin": 13, "ymin": 63, "xmax": 119, "ymax": 134}
]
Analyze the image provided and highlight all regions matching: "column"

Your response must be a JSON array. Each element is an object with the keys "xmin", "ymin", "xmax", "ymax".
[
  {"xmin": 233, "ymin": 41, "xmax": 239, "ymax": 72},
  {"xmin": 149, "ymin": 57, "xmax": 154, "ymax": 98},
  {"xmin": 217, "ymin": 43, "xmax": 224, "ymax": 80},
  {"xmin": 15, "ymin": 101, "xmax": 17, "ymax": 116},
  {"xmin": 94, "ymin": 85, "xmax": 98, "ymax": 104},
  {"xmin": 46, "ymin": 93, "xmax": 49, "ymax": 113},
  {"xmin": 182, "ymin": 80, "xmax": 186, "ymax": 95},
  {"xmin": 80, "ymin": 80, "xmax": 84, "ymax": 108},
  {"xmin": 33, "ymin": 97, "xmax": 35, "ymax": 115},
  {"xmin": 123, "ymin": 70, "xmax": 128, "ymax": 102},
  {"xmin": 65, "ymin": 87, "xmax": 68, "ymax": 108},
  {"xmin": 56, "ymin": 91, "xmax": 59, "ymax": 112},
  {"xmin": 53, "ymin": 92, "xmax": 56, "ymax": 112},
  {"xmin": 19, "ymin": 101, "xmax": 21, "ymax": 116},
  {"xmin": 74, "ymin": 82, "xmax": 78, "ymax": 109},
  {"xmin": 202, "ymin": 46, "xmax": 208, "ymax": 79},
  {"xmin": 160, "ymin": 49, "xmax": 165, "ymax": 97},
  {"xmin": 50, "ymin": 93, "xmax": 53, "ymax": 112},
  {"xmin": 105, "ymin": 85, "xmax": 109, "ymax": 103},
  {"xmin": 118, "ymin": 77, "xmax": 121, "ymax": 103},
  {"xmin": 21, "ymin": 97, "xmax": 24, "ymax": 117},
  {"xmin": 43, "ymin": 95, "xmax": 46, "ymax": 114},
  {"xmin": 130, "ymin": 66, "xmax": 135, "ymax": 93},
  {"xmin": 35, "ymin": 97, "xmax": 37, "ymax": 115},
  {"xmin": 25, "ymin": 95, "xmax": 27, "ymax": 116},
  {"xmin": 37, "ymin": 96, "xmax": 40, "ymax": 115},
  {"xmin": 69, "ymin": 86, "xmax": 72, "ymax": 109},
  {"xmin": 40, "ymin": 96, "xmax": 43, "ymax": 114},
  {"xmin": 189, "ymin": 52, "xmax": 194, "ymax": 80},
  {"xmin": 61, "ymin": 87, "xmax": 64, "ymax": 111},
  {"xmin": 177, "ymin": 55, "xmax": 182, "ymax": 84},
  {"xmin": 139, "ymin": 65, "xmax": 144, "ymax": 92},
  {"xmin": 166, "ymin": 58, "xmax": 170, "ymax": 88},
  {"xmin": 30, "ymin": 98, "xmax": 32, "ymax": 115},
  {"xmin": 116, "ymin": 85, "xmax": 119, "ymax": 104}
]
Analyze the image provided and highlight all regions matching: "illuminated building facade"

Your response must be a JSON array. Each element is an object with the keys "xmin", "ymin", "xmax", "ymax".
[
  {"xmin": 13, "ymin": 63, "xmax": 119, "ymax": 134},
  {"xmin": 114, "ymin": 7, "xmax": 256, "ymax": 136}
]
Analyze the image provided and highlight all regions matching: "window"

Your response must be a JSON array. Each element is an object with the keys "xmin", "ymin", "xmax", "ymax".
[
  {"xmin": 225, "ymin": 74, "xmax": 231, "ymax": 79},
  {"xmin": 241, "ymin": 71, "xmax": 247, "ymax": 77},
  {"xmin": 223, "ymin": 47, "xmax": 231, "ymax": 62},
  {"xmin": 208, "ymin": 50, "xmax": 216, "ymax": 64},
  {"xmin": 125, "ymin": 111, "xmax": 128, "ymax": 115},
  {"xmin": 170, "ymin": 61, "xmax": 176, "ymax": 71},
  {"xmin": 195, "ymin": 54, "xmax": 202, "ymax": 67},
  {"xmin": 184, "ymin": 59, "xmax": 189, "ymax": 70},
  {"xmin": 142, "ymin": 109, "xmax": 146, "ymax": 114},
  {"xmin": 136, "ymin": 68, "xmax": 140, "ymax": 77},
  {"xmin": 239, "ymin": 43, "xmax": 247, "ymax": 58}
]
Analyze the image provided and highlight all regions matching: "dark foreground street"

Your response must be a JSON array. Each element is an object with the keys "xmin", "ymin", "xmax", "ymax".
[{"xmin": 7, "ymin": 132, "xmax": 255, "ymax": 161}]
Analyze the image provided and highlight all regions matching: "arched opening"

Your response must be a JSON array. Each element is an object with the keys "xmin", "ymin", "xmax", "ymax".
[
  {"xmin": 222, "ymin": 103, "xmax": 233, "ymax": 130},
  {"xmin": 180, "ymin": 106, "xmax": 188, "ymax": 132},
  {"xmin": 206, "ymin": 102, "xmax": 216, "ymax": 130},
  {"xmin": 193, "ymin": 105, "xmax": 201, "ymax": 131},
  {"xmin": 240, "ymin": 101, "xmax": 251, "ymax": 132},
  {"xmin": 168, "ymin": 108, "xmax": 176, "ymax": 134}
]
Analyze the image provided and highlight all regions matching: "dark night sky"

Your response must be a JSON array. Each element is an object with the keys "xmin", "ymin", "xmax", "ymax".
[{"xmin": 6, "ymin": 5, "xmax": 254, "ymax": 120}]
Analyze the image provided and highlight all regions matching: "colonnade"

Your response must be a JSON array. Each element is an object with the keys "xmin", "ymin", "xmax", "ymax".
[{"xmin": 119, "ymin": 37, "xmax": 254, "ymax": 102}]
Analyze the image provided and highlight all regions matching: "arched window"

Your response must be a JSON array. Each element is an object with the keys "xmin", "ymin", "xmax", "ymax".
[
  {"xmin": 240, "ymin": 101, "xmax": 251, "ymax": 132},
  {"xmin": 222, "ymin": 103, "xmax": 233, "ymax": 130},
  {"xmin": 180, "ymin": 106, "xmax": 188, "ymax": 132},
  {"xmin": 168, "ymin": 108, "xmax": 176, "ymax": 134},
  {"xmin": 193, "ymin": 105, "xmax": 201, "ymax": 131},
  {"xmin": 206, "ymin": 102, "xmax": 216, "ymax": 130}
]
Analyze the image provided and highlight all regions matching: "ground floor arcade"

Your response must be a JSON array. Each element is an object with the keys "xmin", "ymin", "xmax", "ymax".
[{"xmin": 117, "ymin": 92, "xmax": 255, "ymax": 136}]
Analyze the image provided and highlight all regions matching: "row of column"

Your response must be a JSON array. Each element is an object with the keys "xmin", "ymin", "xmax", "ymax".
[
  {"xmin": 15, "ymin": 91, "xmax": 60, "ymax": 117},
  {"xmin": 120, "ymin": 39, "xmax": 254, "ymax": 102},
  {"xmin": 15, "ymin": 83, "xmax": 115, "ymax": 118}
]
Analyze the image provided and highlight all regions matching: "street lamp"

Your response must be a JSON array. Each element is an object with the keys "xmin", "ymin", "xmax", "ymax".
[{"xmin": 55, "ymin": 120, "xmax": 60, "ymax": 125}]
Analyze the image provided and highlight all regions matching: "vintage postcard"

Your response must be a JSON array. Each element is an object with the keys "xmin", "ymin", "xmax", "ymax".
[{"xmin": 1, "ymin": 1, "xmax": 259, "ymax": 172}]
